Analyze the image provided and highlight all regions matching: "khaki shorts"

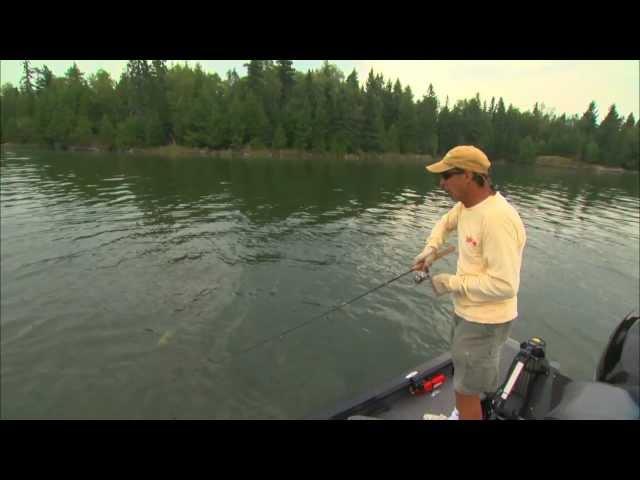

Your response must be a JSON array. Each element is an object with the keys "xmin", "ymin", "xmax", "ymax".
[{"xmin": 450, "ymin": 314, "xmax": 514, "ymax": 395}]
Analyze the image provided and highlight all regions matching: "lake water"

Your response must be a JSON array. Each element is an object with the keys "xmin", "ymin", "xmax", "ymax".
[{"xmin": 1, "ymin": 146, "xmax": 638, "ymax": 419}]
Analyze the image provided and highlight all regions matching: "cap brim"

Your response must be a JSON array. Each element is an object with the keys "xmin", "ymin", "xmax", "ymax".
[{"xmin": 425, "ymin": 160, "xmax": 452, "ymax": 173}]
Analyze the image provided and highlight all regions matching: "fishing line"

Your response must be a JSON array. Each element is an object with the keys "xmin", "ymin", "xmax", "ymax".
[{"xmin": 207, "ymin": 245, "xmax": 455, "ymax": 365}]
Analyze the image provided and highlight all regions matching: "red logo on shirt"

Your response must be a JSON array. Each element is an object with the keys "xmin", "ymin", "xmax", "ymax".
[{"xmin": 466, "ymin": 236, "xmax": 477, "ymax": 247}]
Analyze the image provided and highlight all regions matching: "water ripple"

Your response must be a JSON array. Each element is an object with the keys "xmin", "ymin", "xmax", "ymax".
[{"xmin": 2, "ymin": 148, "xmax": 638, "ymax": 419}]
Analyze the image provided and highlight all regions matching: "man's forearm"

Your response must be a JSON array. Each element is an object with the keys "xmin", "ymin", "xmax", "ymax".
[
  {"xmin": 449, "ymin": 273, "xmax": 517, "ymax": 302},
  {"xmin": 424, "ymin": 206, "xmax": 459, "ymax": 251}
]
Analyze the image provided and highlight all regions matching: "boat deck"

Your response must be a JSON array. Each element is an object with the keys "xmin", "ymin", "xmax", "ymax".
[
  {"xmin": 374, "ymin": 339, "xmax": 518, "ymax": 420},
  {"xmin": 309, "ymin": 338, "xmax": 570, "ymax": 420}
]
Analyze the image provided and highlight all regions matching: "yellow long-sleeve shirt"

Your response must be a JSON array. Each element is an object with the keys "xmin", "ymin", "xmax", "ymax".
[{"xmin": 425, "ymin": 192, "xmax": 526, "ymax": 324}]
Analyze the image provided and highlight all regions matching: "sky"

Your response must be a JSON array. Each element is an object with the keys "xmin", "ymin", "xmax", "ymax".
[{"xmin": 1, "ymin": 60, "xmax": 638, "ymax": 122}]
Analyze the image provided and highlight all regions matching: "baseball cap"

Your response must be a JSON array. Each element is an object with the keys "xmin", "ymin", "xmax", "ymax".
[{"xmin": 426, "ymin": 145, "xmax": 491, "ymax": 174}]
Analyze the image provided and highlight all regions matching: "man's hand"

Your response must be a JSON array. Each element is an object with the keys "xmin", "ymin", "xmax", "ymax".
[
  {"xmin": 431, "ymin": 273, "xmax": 457, "ymax": 296},
  {"xmin": 412, "ymin": 246, "xmax": 436, "ymax": 272}
]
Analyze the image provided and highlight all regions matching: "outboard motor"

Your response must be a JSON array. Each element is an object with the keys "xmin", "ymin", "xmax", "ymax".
[
  {"xmin": 595, "ymin": 312, "xmax": 639, "ymax": 404},
  {"xmin": 544, "ymin": 313, "xmax": 639, "ymax": 420},
  {"xmin": 489, "ymin": 337, "xmax": 551, "ymax": 420},
  {"xmin": 486, "ymin": 313, "xmax": 639, "ymax": 420}
]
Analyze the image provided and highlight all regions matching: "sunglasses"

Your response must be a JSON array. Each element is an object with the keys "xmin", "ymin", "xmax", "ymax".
[{"xmin": 440, "ymin": 169, "xmax": 466, "ymax": 180}]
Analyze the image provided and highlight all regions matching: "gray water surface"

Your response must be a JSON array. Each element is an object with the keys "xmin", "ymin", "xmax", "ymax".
[{"xmin": 1, "ymin": 146, "xmax": 638, "ymax": 419}]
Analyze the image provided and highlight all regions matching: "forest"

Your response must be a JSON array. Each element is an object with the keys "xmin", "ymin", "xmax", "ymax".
[{"xmin": 1, "ymin": 60, "xmax": 638, "ymax": 170}]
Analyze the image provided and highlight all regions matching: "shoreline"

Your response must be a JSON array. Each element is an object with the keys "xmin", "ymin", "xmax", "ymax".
[
  {"xmin": 533, "ymin": 155, "xmax": 629, "ymax": 173},
  {"xmin": 1, "ymin": 142, "xmax": 635, "ymax": 173},
  {"xmin": 126, "ymin": 144, "xmax": 435, "ymax": 164},
  {"xmin": 0, "ymin": 143, "xmax": 435, "ymax": 164}
]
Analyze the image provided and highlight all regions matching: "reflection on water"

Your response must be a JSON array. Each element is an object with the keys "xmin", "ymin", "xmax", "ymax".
[{"xmin": 1, "ymin": 146, "xmax": 639, "ymax": 419}]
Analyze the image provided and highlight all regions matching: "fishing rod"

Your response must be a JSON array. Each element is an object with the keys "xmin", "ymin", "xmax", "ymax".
[{"xmin": 207, "ymin": 245, "xmax": 455, "ymax": 365}]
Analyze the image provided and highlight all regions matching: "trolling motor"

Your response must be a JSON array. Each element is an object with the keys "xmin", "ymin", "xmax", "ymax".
[{"xmin": 489, "ymin": 337, "xmax": 551, "ymax": 420}]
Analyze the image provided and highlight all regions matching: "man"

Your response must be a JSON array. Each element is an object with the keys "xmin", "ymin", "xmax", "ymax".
[{"xmin": 412, "ymin": 145, "xmax": 526, "ymax": 420}]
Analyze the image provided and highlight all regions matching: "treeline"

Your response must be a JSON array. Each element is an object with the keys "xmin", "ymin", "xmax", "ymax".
[{"xmin": 1, "ymin": 60, "xmax": 638, "ymax": 169}]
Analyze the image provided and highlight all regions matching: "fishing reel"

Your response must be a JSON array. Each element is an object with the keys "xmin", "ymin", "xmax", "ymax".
[{"xmin": 414, "ymin": 270, "xmax": 429, "ymax": 284}]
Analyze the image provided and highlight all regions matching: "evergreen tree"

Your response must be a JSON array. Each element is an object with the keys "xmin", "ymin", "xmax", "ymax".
[
  {"xmin": 124, "ymin": 60, "xmax": 152, "ymax": 118},
  {"xmin": 63, "ymin": 62, "xmax": 90, "ymax": 122},
  {"xmin": 244, "ymin": 60, "xmax": 265, "ymax": 94},
  {"xmin": 243, "ymin": 91, "xmax": 269, "ymax": 147},
  {"xmin": 276, "ymin": 60, "xmax": 295, "ymax": 107},
  {"xmin": 397, "ymin": 86, "xmax": 417, "ymax": 153},
  {"xmin": 578, "ymin": 101, "xmax": 598, "ymax": 139},
  {"xmin": 258, "ymin": 63, "xmax": 280, "ymax": 145},
  {"xmin": 19, "ymin": 60, "xmax": 35, "ymax": 117},
  {"xmin": 285, "ymin": 73, "xmax": 315, "ymax": 150},
  {"xmin": 361, "ymin": 70, "xmax": 385, "ymax": 152},
  {"xmin": 621, "ymin": 121, "xmax": 639, "ymax": 170},
  {"xmin": 226, "ymin": 68, "xmax": 240, "ymax": 87},
  {"xmin": 597, "ymin": 104, "xmax": 622, "ymax": 165},
  {"xmin": 461, "ymin": 93, "xmax": 492, "ymax": 152},
  {"xmin": 291, "ymin": 87, "xmax": 313, "ymax": 150},
  {"xmin": 87, "ymin": 69, "xmax": 117, "ymax": 127},
  {"xmin": 503, "ymin": 104, "xmax": 522, "ymax": 161},
  {"xmin": 209, "ymin": 83, "xmax": 232, "ymax": 148},
  {"xmin": 623, "ymin": 113, "xmax": 635, "ymax": 128},
  {"xmin": 34, "ymin": 80, "xmax": 59, "ymax": 142},
  {"xmin": 361, "ymin": 94, "xmax": 384, "ymax": 152},
  {"xmin": 149, "ymin": 60, "xmax": 172, "ymax": 143},
  {"xmin": 438, "ymin": 102, "xmax": 455, "ymax": 154},
  {"xmin": 227, "ymin": 93, "xmax": 246, "ymax": 148},
  {"xmin": 315, "ymin": 61, "xmax": 343, "ymax": 151},
  {"xmin": 492, "ymin": 98, "xmax": 508, "ymax": 159},
  {"xmin": 416, "ymin": 83, "xmax": 439, "ymax": 155},
  {"xmin": 34, "ymin": 65, "xmax": 53, "ymax": 93},
  {"xmin": 342, "ymin": 69, "xmax": 363, "ymax": 153},
  {"xmin": 311, "ymin": 80, "xmax": 330, "ymax": 152},
  {"xmin": 20, "ymin": 60, "xmax": 35, "ymax": 95}
]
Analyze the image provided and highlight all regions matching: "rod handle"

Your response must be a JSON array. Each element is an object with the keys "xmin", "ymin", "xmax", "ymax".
[{"xmin": 428, "ymin": 245, "xmax": 456, "ymax": 295}]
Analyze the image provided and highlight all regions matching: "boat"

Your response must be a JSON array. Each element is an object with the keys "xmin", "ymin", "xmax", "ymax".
[{"xmin": 307, "ymin": 312, "xmax": 639, "ymax": 420}]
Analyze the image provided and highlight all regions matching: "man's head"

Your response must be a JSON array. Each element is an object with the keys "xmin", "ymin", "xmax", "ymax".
[{"xmin": 425, "ymin": 146, "xmax": 492, "ymax": 204}]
